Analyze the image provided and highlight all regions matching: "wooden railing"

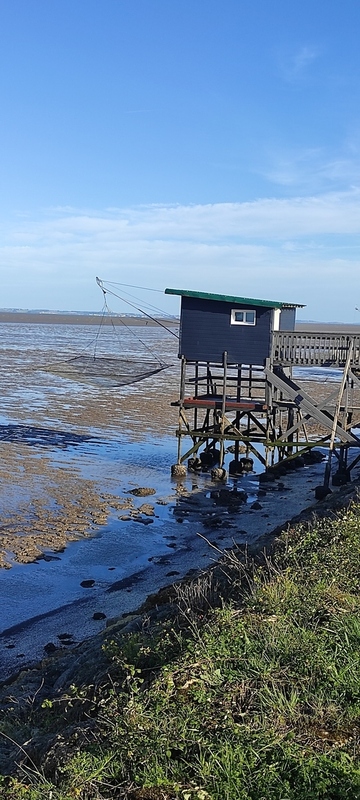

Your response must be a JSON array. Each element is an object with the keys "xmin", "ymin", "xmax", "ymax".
[{"xmin": 272, "ymin": 332, "xmax": 360, "ymax": 367}]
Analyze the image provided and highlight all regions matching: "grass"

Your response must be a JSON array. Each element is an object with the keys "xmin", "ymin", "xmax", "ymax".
[{"xmin": 1, "ymin": 501, "xmax": 360, "ymax": 799}]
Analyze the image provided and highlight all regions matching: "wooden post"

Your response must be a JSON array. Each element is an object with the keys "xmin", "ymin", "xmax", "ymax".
[
  {"xmin": 177, "ymin": 357, "xmax": 186, "ymax": 464},
  {"xmin": 235, "ymin": 365, "xmax": 241, "ymax": 465},
  {"xmin": 219, "ymin": 351, "xmax": 228, "ymax": 467},
  {"xmin": 323, "ymin": 339, "xmax": 354, "ymax": 489},
  {"xmin": 194, "ymin": 361, "xmax": 199, "ymax": 432}
]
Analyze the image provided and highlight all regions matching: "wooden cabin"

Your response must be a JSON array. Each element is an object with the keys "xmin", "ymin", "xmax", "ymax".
[
  {"xmin": 165, "ymin": 288, "xmax": 304, "ymax": 366},
  {"xmin": 165, "ymin": 287, "xmax": 360, "ymax": 489}
]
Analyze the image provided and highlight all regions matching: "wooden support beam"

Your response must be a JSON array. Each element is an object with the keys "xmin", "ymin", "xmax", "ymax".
[
  {"xmin": 275, "ymin": 387, "xmax": 341, "ymax": 442},
  {"xmin": 264, "ymin": 367, "xmax": 358, "ymax": 444},
  {"xmin": 219, "ymin": 351, "xmax": 228, "ymax": 467},
  {"xmin": 324, "ymin": 341, "xmax": 354, "ymax": 489}
]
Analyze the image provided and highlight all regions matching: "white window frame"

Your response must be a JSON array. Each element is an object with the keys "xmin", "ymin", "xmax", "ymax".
[{"xmin": 230, "ymin": 308, "xmax": 257, "ymax": 326}]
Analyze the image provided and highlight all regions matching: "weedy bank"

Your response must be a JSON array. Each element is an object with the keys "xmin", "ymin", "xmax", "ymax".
[{"xmin": 1, "ymin": 496, "xmax": 360, "ymax": 799}]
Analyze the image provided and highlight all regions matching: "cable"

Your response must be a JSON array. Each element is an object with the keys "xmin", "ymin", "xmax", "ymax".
[
  {"xmin": 96, "ymin": 277, "xmax": 179, "ymax": 339},
  {"xmin": 99, "ymin": 293, "xmax": 167, "ymax": 365},
  {"xmin": 105, "ymin": 280, "xmax": 164, "ymax": 294},
  {"xmin": 98, "ymin": 278, "xmax": 179, "ymax": 319}
]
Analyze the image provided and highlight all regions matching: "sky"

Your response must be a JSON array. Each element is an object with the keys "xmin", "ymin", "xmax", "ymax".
[{"xmin": 0, "ymin": 0, "xmax": 359, "ymax": 321}]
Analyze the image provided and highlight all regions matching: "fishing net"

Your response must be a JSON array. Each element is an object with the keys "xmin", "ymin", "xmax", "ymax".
[
  {"xmin": 45, "ymin": 278, "xmax": 178, "ymax": 388},
  {"xmin": 48, "ymin": 355, "xmax": 169, "ymax": 388}
]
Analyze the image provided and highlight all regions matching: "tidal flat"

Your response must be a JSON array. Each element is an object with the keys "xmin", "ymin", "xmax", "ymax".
[{"xmin": 0, "ymin": 319, "xmax": 359, "ymax": 682}]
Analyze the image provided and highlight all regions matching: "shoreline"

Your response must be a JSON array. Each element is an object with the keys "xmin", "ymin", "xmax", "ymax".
[
  {"xmin": 0, "ymin": 311, "xmax": 179, "ymax": 326},
  {"xmin": 1, "ymin": 454, "xmax": 358, "ymax": 685},
  {"xmin": 1, "ymin": 474, "xmax": 359, "ymax": 695},
  {"xmin": 1, "ymin": 311, "xmax": 359, "ymax": 332}
]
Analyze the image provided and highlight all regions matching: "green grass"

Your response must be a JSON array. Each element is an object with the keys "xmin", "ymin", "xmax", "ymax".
[{"xmin": 1, "ymin": 503, "xmax": 360, "ymax": 799}]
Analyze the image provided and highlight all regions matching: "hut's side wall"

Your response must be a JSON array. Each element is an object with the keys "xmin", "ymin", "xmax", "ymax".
[
  {"xmin": 179, "ymin": 296, "xmax": 272, "ymax": 364},
  {"xmin": 279, "ymin": 308, "xmax": 296, "ymax": 331}
]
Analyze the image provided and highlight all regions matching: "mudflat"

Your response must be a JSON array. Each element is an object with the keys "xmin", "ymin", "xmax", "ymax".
[{"xmin": 0, "ymin": 311, "xmax": 178, "ymax": 326}]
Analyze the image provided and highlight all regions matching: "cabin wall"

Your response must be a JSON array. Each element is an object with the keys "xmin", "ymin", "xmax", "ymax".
[
  {"xmin": 279, "ymin": 307, "xmax": 296, "ymax": 331},
  {"xmin": 178, "ymin": 296, "xmax": 272, "ymax": 364}
]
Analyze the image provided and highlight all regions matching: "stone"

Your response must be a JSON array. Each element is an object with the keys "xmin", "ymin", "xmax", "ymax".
[
  {"xmin": 315, "ymin": 485, "xmax": 332, "ymax": 500},
  {"xmin": 44, "ymin": 642, "xmax": 57, "ymax": 654},
  {"xmin": 129, "ymin": 487, "xmax": 156, "ymax": 497},
  {"xmin": 211, "ymin": 467, "xmax": 227, "ymax": 481},
  {"xmin": 188, "ymin": 457, "xmax": 202, "ymax": 472},
  {"xmin": 171, "ymin": 464, "xmax": 187, "ymax": 478}
]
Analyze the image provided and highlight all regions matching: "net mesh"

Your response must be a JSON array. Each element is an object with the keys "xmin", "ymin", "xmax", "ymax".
[{"xmin": 48, "ymin": 355, "xmax": 169, "ymax": 387}]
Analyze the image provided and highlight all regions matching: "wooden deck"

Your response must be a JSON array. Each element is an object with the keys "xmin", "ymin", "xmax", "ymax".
[
  {"xmin": 272, "ymin": 331, "xmax": 360, "ymax": 367},
  {"xmin": 172, "ymin": 395, "xmax": 267, "ymax": 412}
]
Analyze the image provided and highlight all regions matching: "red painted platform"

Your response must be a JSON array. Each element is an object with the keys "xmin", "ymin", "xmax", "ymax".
[{"xmin": 172, "ymin": 395, "xmax": 268, "ymax": 412}]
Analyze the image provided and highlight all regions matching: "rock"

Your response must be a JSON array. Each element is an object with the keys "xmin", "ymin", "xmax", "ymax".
[
  {"xmin": 92, "ymin": 612, "xmax": 106, "ymax": 620},
  {"xmin": 200, "ymin": 449, "xmax": 220, "ymax": 468},
  {"xmin": 303, "ymin": 449, "xmax": 325, "ymax": 464},
  {"xmin": 80, "ymin": 579, "xmax": 95, "ymax": 588},
  {"xmin": 138, "ymin": 503, "xmax": 155, "ymax": 516},
  {"xmin": 171, "ymin": 464, "xmax": 187, "ymax": 478},
  {"xmin": 210, "ymin": 488, "xmax": 247, "ymax": 507},
  {"xmin": 188, "ymin": 457, "xmax": 202, "ymax": 472},
  {"xmin": 240, "ymin": 457, "xmax": 254, "ymax": 472},
  {"xmin": 129, "ymin": 487, "xmax": 156, "ymax": 497},
  {"xmin": 259, "ymin": 471, "xmax": 276, "ymax": 482},
  {"xmin": 315, "ymin": 485, "xmax": 332, "ymax": 500},
  {"xmin": 228, "ymin": 460, "xmax": 243, "ymax": 476},
  {"xmin": 44, "ymin": 642, "xmax": 57, "ymax": 654},
  {"xmin": 271, "ymin": 464, "xmax": 287, "ymax": 477},
  {"xmin": 332, "ymin": 469, "xmax": 350, "ymax": 486},
  {"xmin": 286, "ymin": 456, "xmax": 305, "ymax": 470},
  {"xmin": 211, "ymin": 467, "xmax": 227, "ymax": 481}
]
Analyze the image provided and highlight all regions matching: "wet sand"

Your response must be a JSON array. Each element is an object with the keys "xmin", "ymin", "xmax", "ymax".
[{"xmin": 0, "ymin": 458, "xmax": 338, "ymax": 681}]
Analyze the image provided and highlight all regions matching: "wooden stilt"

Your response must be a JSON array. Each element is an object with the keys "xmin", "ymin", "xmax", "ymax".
[{"xmin": 323, "ymin": 340, "xmax": 354, "ymax": 489}]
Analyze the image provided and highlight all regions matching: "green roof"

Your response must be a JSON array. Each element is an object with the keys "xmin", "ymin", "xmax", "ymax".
[{"xmin": 165, "ymin": 288, "xmax": 304, "ymax": 309}]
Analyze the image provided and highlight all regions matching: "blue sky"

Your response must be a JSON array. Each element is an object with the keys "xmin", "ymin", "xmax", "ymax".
[{"xmin": 0, "ymin": 0, "xmax": 359, "ymax": 320}]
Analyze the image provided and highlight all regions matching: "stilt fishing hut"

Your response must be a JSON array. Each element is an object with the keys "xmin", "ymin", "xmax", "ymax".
[{"xmin": 165, "ymin": 288, "xmax": 360, "ymax": 492}]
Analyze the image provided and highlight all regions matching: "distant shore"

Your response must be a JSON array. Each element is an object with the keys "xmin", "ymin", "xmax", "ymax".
[
  {"xmin": 0, "ymin": 311, "xmax": 179, "ymax": 326},
  {"xmin": 0, "ymin": 311, "xmax": 359, "ymax": 332}
]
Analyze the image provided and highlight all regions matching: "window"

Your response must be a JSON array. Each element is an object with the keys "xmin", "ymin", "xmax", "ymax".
[{"xmin": 231, "ymin": 308, "xmax": 256, "ymax": 326}]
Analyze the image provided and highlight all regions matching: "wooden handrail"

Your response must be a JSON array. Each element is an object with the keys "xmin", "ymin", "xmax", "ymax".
[{"xmin": 272, "ymin": 332, "xmax": 360, "ymax": 367}]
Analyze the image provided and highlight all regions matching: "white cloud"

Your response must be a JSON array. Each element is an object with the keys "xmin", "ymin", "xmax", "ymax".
[{"xmin": 0, "ymin": 191, "xmax": 359, "ymax": 321}]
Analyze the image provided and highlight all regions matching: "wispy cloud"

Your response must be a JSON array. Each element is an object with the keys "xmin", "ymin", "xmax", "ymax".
[
  {"xmin": 293, "ymin": 46, "xmax": 319, "ymax": 75},
  {"xmin": 278, "ymin": 44, "xmax": 321, "ymax": 83},
  {"xmin": 262, "ymin": 146, "xmax": 360, "ymax": 192}
]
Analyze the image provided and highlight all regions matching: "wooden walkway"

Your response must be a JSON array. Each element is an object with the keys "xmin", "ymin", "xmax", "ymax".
[{"xmin": 272, "ymin": 332, "xmax": 360, "ymax": 367}]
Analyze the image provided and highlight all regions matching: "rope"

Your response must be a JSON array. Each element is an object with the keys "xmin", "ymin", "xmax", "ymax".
[
  {"xmin": 104, "ymin": 280, "xmax": 165, "ymax": 294},
  {"xmin": 96, "ymin": 283, "xmax": 168, "ymax": 365},
  {"xmin": 96, "ymin": 277, "xmax": 179, "ymax": 339}
]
